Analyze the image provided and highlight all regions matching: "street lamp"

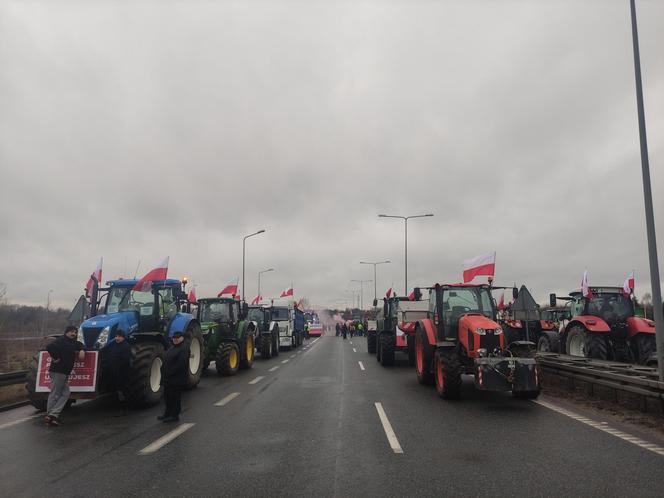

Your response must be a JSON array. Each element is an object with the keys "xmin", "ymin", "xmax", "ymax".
[
  {"xmin": 258, "ymin": 268, "xmax": 274, "ymax": 298},
  {"xmin": 629, "ymin": 0, "xmax": 664, "ymax": 379},
  {"xmin": 242, "ymin": 229, "xmax": 266, "ymax": 300},
  {"xmin": 351, "ymin": 279, "xmax": 373, "ymax": 310},
  {"xmin": 360, "ymin": 260, "xmax": 390, "ymax": 305},
  {"xmin": 378, "ymin": 213, "xmax": 433, "ymax": 295}
]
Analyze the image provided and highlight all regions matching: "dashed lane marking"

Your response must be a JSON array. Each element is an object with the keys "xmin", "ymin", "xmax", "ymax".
[
  {"xmin": 282, "ymin": 359, "xmax": 289, "ymax": 364},
  {"xmin": 0, "ymin": 414, "xmax": 41, "ymax": 430},
  {"xmin": 269, "ymin": 366, "xmax": 280, "ymax": 372},
  {"xmin": 358, "ymin": 361, "xmax": 365, "ymax": 371},
  {"xmin": 374, "ymin": 402, "xmax": 403, "ymax": 454},
  {"xmin": 138, "ymin": 423, "xmax": 195, "ymax": 455},
  {"xmin": 350, "ymin": 341, "xmax": 353, "ymax": 344},
  {"xmin": 289, "ymin": 355, "xmax": 296, "ymax": 359},
  {"xmin": 534, "ymin": 399, "xmax": 664, "ymax": 457},
  {"xmin": 352, "ymin": 348, "xmax": 357, "ymax": 353},
  {"xmin": 214, "ymin": 392, "xmax": 240, "ymax": 406},
  {"xmin": 248, "ymin": 376, "xmax": 265, "ymax": 385}
]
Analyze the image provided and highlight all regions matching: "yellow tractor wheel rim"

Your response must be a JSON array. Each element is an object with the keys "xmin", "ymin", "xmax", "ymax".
[
  {"xmin": 229, "ymin": 348, "xmax": 238, "ymax": 369},
  {"xmin": 247, "ymin": 336, "xmax": 254, "ymax": 361}
]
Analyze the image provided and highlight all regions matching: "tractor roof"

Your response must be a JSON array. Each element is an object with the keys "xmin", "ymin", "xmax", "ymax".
[
  {"xmin": 569, "ymin": 286, "xmax": 623, "ymax": 297},
  {"xmin": 197, "ymin": 297, "xmax": 237, "ymax": 304},
  {"xmin": 107, "ymin": 279, "xmax": 182, "ymax": 287}
]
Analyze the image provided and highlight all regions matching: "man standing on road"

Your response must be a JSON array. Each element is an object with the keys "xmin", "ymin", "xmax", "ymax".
[
  {"xmin": 107, "ymin": 329, "xmax": 131, "ymax": 416},
  {"xmin": 45, "ymin": 325, "xmax": 85, "ymax": 426},
  {"xmin": 159, "ymin": 331, "xmax": 189, "ymax": 423},
  {"xmin": 335, "ymin": 322, "xmax": 340, "ymax": 337}
]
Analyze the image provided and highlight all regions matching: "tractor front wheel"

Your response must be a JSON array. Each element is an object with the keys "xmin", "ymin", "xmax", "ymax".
[
  {"xmin": 379, "ymin": 334, "xmax": 395, "ymax": 367},
  {"xmin": 184, "ymin": 323, "xmax": 204, "ymax": 390},
  {"xmin": 272, "ymin": 328, "xmax": 280, "ymax": 357},
  {"xmin": 434, "ymin": 350, "xmax": 461, "ymax": 400},
  {"xmin": 240, "ymin": 334, "xmax": 255, "ymax": 369},
  {"xmin": 415, "ymin": 327, "xmax": 434, "ymax": 385},
  {"xmin": 537, "ymin": 335, "xmax": 552, "ymax": 353},
  {"xmin": 216, "ymin": 342, "xmax": 240, "ymax": 376},
  {"xmin": 128, "ymin": 343, "xmax": 165, "ymax": 408},
  {"xmin": 633, "ymin": 334, "xmax": 656, "ymax": 365}
]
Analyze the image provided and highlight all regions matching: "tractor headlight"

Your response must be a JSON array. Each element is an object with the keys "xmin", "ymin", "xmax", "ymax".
[
  {"xmin": 96, "ymin": 326, "xmax": 110, "ymax": 348},
  {"xmin": 476, "ymin": 327, "xmax": 487, "ymax": 335},
  {"xmin": 77, "ymin": 326, "xmax": 85, "ymax": 344},
  {"xmin": 495, "ymin": 327, "xmax": 503, "ymax": 334}
]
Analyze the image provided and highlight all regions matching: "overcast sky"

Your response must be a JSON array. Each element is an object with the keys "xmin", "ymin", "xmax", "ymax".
[{"xmin": 1, "ymin": 0, "xmax": 662, "ymax": 309}]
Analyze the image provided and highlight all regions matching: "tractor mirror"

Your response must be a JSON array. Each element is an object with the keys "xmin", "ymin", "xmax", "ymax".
[
  {"xmin": 512, "ymin": 287, "xmax": 519, "ymax": 300},
  {"xmin": 373, "ymin": 298, "xmax": 378, "ymax": 307},
  {"xmin": 549, "ymin": 293, "xmax": 557, "ymax": 307}
]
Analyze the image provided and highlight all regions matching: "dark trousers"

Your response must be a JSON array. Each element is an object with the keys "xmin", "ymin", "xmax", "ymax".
[{"xmin": 164, "ymin": 385, "xmax": 182, "ymax": 417}]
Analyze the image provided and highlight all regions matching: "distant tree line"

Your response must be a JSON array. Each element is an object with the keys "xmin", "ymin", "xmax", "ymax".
[{"xmin": 0, "ymin": 283, "xmax": 72, "ymax": 338}]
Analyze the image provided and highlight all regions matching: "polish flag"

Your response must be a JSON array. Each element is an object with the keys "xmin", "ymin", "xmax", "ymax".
[
  {"xmin": 188, "ymin": 286, "xmax": 197, "ymax": 304},
  {"xmin": 85, "ymin": 258, "xmax": 103, "ymax": 297},
  {"xmin": 280, "ymin": 286, "xmax": 294, "ymax": 298},
  {"xmin": 407, "ymin": 288, "xmax": 415, "ymax": 301},
  {"xmin": 385, "ymin": 287, "xmax": 393, "ymax": 298},
  {"xmin": 581, "ymin": 270, "xmax": 593, "ymax": 299},
  {"xmin": 133, "ymin": 257, "xmax": 169, "ymax": 292},
  {"xmin": 251, "ymin": 294, "xmax": 262, "ymax": 305},
  {"xmin": 622, "ymin": 271, "xmax": 635, "ymax": 297},
  {"xmin": 463, "ymin": 252, "xmax": 496, "ymax": 283},
  {"xmin": 497, "ymin": 292, "xmax": 505, "ymax": 311},
  {"xmin": 218, "ymin": 278, "xmax": 239, "ymax": 297}
]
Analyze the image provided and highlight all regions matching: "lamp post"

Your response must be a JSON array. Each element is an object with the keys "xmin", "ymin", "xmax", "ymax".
[
  {"xmin": 360, "ymin": 260, "xmax": 390, "ymax": 305},
  {"xmin": 629, "ymin": 0, "xmax": 663, "ymax": 380},
  {"xmin": 351, "ymin": 279, "xmax": 373, "ymax": 310},
  {"xmin": 242, "ymin": 229, "xmax": 265, "ymax": 300},
  {"xmin": 258, "ymin": 268, "xmax": 274, "ymax": 298},
  {"xmin": 45, "ymin": 289, "xmax": 53, "ymax": 333},
  {"xmin": 378, "ymin": 213, "xmax": 433, "ymax": 295}
]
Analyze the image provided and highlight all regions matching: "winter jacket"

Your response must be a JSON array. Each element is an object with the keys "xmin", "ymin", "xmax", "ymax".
[
  {"xmin": 107, "ymin": 340, "xmax": 131, "ymax": 389},
  {"xmin": 46, "ymin": 335, "xmax": 83, "ymax": 375},
  {"xmin": 161, "ymin": 342, "xmax": 189, "ymax": 388}
]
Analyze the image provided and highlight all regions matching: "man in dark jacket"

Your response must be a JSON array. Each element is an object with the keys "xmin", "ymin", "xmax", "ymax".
[
  {"xmin": 158, "ymin": 331, "xmax": 189, "ymax": 423},
  {"xmin": 107, "ymin": 330, "xmax": 131, "ymax": 415},
  {"xmin": 45, "ymin": 325, "xmax": 85, "ymax": 426}
]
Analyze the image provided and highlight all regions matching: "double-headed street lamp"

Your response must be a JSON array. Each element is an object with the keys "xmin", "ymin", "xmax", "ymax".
[
  {"xmin": 351, "ymin": 279, "xmax": 373, "ymax": 310},
  {"xmin": 257, "ymin": 268, "xmax": 274, "ymax": 297},
  {"xmin": 360, "ymin": 260, "xmax": 390, "ymax": 305},
  {"xmin": 242, "ymin": 229, "xmax": 265, "ymax": 300},
  {"xmin": 378, "ymin": 213, "xmax": 433, "ymax": 295}
]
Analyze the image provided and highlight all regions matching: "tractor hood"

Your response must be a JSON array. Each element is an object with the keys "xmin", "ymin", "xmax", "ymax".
[
  {"xmin": 627, "ymin": 316, "xmax": 656, "ymax": 337},
  {"xmin": 459, "ymin": 314, "xmax": 501, "ymax": 334},
  {"xmin": 79, "ymin": 311, "xmax": 138, "ymax": 349}
]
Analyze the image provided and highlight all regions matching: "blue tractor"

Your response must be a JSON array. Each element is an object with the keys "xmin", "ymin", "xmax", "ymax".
[{"xmin": 26, "ymin": 277, "xmax": 204, "ymax": 409}]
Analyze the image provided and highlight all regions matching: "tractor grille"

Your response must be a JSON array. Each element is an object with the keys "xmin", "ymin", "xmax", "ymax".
[
  {"xmin": 83, "ymin": 327, "xmax": 103, "ymax": 348},
  {"xmin": 480, "ymin": 332, "xmax": 501, "ymax": 352}
]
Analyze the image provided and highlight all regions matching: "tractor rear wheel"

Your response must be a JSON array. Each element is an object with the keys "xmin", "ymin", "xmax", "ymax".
[
  {"xmin": 272, "ymin": 328, "xmax": 280, "ymax": 357},
  {"xmin": 407, "ymin": 336, "xmax": 416, "ymax": 366},
  {"xmin": 367, "ymin": 333, "xmax": 377, "ymax": 354},
  {"xmin": 379, "ymin": 334, "xmax": 395, "ymax": 367},
  {"xmin": 586, "ymin": 333, "xmax": 608, "ymax": 361},
  {"xmin": 261, "ymin": 334, "xmax": 272, "ymax": 359},
  {"xmin": 216, "ymin": 342, "xmax": 240, "ymax": 376},
  {"xmin": 415, "ymin": 327, "xmax": 434, "ymax": 385},
  {"xmin": 633, "ymin": 334, "xmax": 656, "ymax": 365},
  {"xmin": 128, "ymin": 343, "xmax": 165, "ymax": 408},
  {"xmin": 537, "ymin": 335, "xmax": 552, "ymax": 353},
  {"xmin": 434, "ymin": 350, "xmax": 462, "ymax": 400},
  {"xmin": 184, "ymin": 323, "xmax": 204, "ymax": 390},
  {"xmin": 240, "ymin": 334, "xmax": 255, "ymax": 369}
]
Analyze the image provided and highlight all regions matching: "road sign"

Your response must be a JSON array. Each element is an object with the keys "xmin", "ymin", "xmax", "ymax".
[{"xmin": 512, "ymin": 285, "xmax": 540, "ymax": 321}]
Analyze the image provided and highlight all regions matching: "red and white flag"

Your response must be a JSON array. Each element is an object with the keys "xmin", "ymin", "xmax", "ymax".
[
  {"xmin": 622, "ymin": 271, "xmax": 635, "ymax": 297},
  {"xmin": 385, "ymin": 287, "xmax": 393, "ymax": 298},
  {"xmin": 85, "ymin": 258, "xmax": 103, "ymax": 297},
  {"xmin": 463, "ymin": 251, "xmax": 496, "ymax": 283},
  {"xmin": 218, "ymin": 277, "xmax": 239, "ymax": 297},
  {"xmin": 407, "ymin": 288, "xmax": 415, "ymax": 301},
  {"xmin": 497, "ymin": 292, "xmax": 505, "ymax": 311},
  {"xmin": 251, "ymin": 294, "xmax": 262, "ymax": 305},
  {"xmin": 188, "ymin": 286, "xmax": 197, "ymax": 304},
  {"xmin": 280, "ymin": 286, "xmax": 294, "ymax": 298},
  {"xmin": 133, "ymin": 257, "xmax": 169, "ymax": 292},
  {"xmin": 581, "ymin": 270, "xmax": 593, "ymax": 299}
]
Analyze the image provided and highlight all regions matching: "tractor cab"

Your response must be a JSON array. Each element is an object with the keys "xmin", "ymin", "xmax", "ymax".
[
  {"xmin": 570, "ymin": 288, "xmax": 634, "ymax": 325},
  {"xmin": 429, "ymin": 284, "xmax": 496, "ymax": 343},
  {"xmin": 248, "ymin": 305, "xmax": 270, "ymax": 330},
  {"xmin": 197, "ymin": 297, "xmax": 248, "ymax": 336}
]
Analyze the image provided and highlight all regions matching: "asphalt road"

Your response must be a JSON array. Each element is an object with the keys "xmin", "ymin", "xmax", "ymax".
[{"xmin": 1, "ymin": 335, "xmax": 663, "ymax": 497}]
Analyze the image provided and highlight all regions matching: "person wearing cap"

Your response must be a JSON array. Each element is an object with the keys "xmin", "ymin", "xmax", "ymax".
[
  {"xmin": 45, "ymin": 325, "xmax": 85, "ymax": 426},
  {"xmin": 107, "ymin": 329, "xmax": 131, "ymax": 415},
  {"xmin": 158, "ymin": 331, "xmax": 189, "ymax": 422}
]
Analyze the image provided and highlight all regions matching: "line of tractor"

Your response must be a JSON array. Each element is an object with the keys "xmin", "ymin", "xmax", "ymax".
[{"xmin": 26, "ymin": 277, "xmax": 307, "ymax": 410}]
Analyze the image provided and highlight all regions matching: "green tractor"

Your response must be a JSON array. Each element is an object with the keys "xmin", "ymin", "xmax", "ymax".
[
  {"xmin": 248, "ymin": 305, "xmax": 280, "ymax": 359},
  {"xmin": 197, "ymin": 297, "xmax": 257, "ymax": 376}
]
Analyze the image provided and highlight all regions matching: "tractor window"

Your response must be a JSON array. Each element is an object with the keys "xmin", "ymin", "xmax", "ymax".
[
  {"xmin": 272, "ymin": 308, "xmax": 289, "ymax": 320},
  {"xmin": 158, "ymin": 287, "xmax": 177, "ymax": 319},
  {"xmin": 571, "ymin": 298, "xmax": 584, "ymax": 317},
  {"xmin": 107, "ymin": 287, "xmax": 154, "ymax": 315},
  {"xmin": 587, "ymin": 294, "xmax": 633, "ymax": 321},
  {"xmin": 248, "ymin": 308, "xmax": 264, "ymax": 322},
  {"xmin": 200, "ymin": 302, "xmax": 232, "ymax": 322}
]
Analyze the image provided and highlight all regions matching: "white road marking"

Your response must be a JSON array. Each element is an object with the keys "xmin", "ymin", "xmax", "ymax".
[
  {"xmin": 0, "ymin": 414, "xmax": 41, "ymax": 430},
  {"xmin": 352, "ymin": 348, "xmax": 357, "ymax": 353},
  {"xmin": 138, "ymin": 423, "xmax": 195, "ymax": 455},
  {"xmin": 248, "ymin": 376, "xmax": 265, "ymax": 385},
  {"xmin": 289, "ymin": 355, "xmax": 296, "ymax": 359},
  {"xmin": 282, "ymin": 359, "xmax": 289, "ymax": 364},
  {"xmin": 214, "ymin": 392, "xmax": 240, "ymax": 406},
  {"xmin": 358, "ymin": 361, "xmax": 365, "ymax": 371},
  {"xmin": 269, "ymin": 366, "xmax": 280, "ymax": 372},
  {"xmin": 350, "ymin": 341, "xmax": 353, "ymax": 345},
  {"xmin": 374, "ymin": 402, "xmax": 404, "ymax": 454},
  {"xmin": 534, "ymin": 399, "xmax": 664, "ymax": 457}
]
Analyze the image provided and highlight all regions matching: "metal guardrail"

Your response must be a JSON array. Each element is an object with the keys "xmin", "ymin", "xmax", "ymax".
[
  {"xmin": 537, "ymin": 353, "xmax": 664, "ymax": 400},
  {"xmin": 0, "ymin": 370, "xmax": 28, "ymax": 388}
]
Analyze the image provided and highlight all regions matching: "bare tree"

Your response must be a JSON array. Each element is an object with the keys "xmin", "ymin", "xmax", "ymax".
[{"xmin": 642, "ymin": 292, "xmax": 652, "ymax": 318}]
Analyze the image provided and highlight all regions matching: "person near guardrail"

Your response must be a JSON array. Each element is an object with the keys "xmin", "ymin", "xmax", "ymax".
[
  {"xmin": 45, "ymin": 325, "xmax": 85, "ymax": 426},
  {"xmin": 107, "ymin": 329, "xmax": 131, "ymax": 416},
  {"xmin": 158, "ymin": 331, "xmax": 189, "ymax": 423}
]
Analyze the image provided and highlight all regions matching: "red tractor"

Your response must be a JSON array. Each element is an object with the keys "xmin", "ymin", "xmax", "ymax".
[
  {"xmin": 549, "ymin": 286, "xmax": 657, "ymax": 365},
  {"xmin": 411, "ymin": 284, "xmax": 540, "ymax": 400}
]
